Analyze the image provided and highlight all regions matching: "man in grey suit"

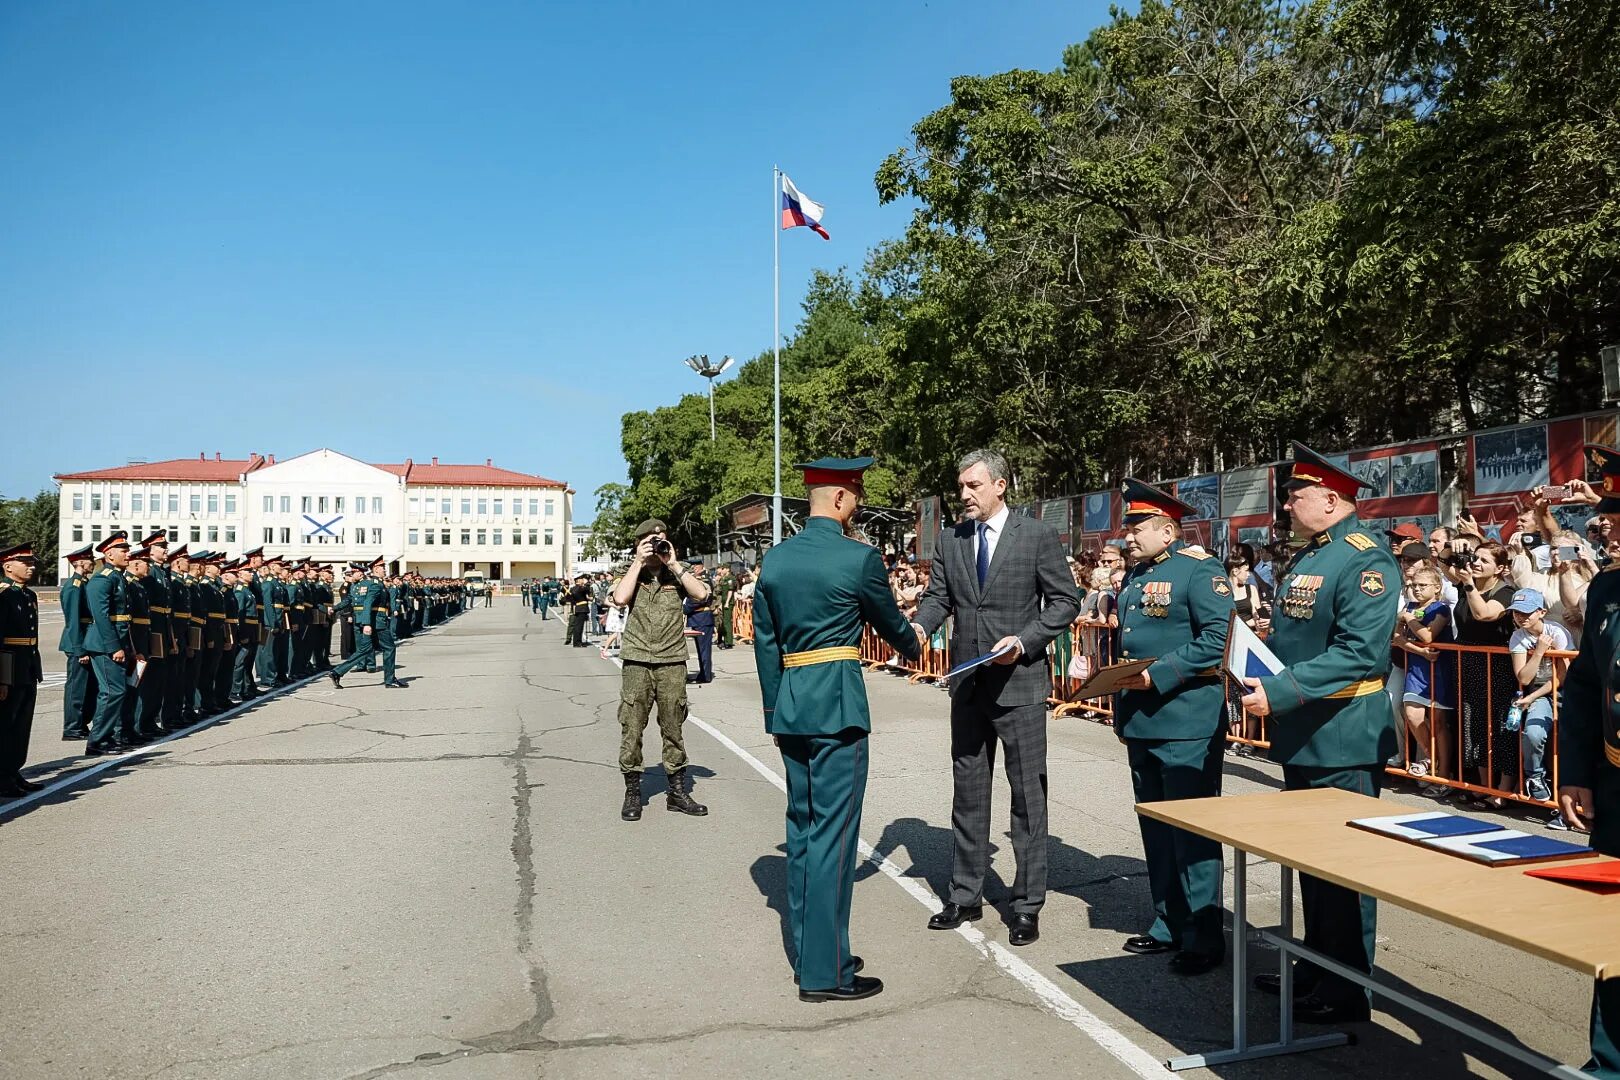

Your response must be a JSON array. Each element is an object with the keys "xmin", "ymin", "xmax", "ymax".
[{"xmin": 912, "ymin": 449, "xmax": 1081, "ymax": 945}]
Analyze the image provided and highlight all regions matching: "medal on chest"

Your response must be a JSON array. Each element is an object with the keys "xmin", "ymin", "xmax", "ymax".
[
  {"xmin": 1283, "ymin": 575, "xmax": 1323, "ymax": 619},
  {"xmin": 1141, "ymin": 581, "xmax": 1173, "ymax": 617}
]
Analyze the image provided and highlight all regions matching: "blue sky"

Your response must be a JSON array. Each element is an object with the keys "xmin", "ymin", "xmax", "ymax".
[{"xmin": 1, "ymin": 0, "xmax": 1110, "ymax": 511}]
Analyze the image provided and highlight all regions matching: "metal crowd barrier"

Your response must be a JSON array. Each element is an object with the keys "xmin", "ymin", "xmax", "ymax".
[{"xmin": 730, "ymin": 602, "xmax": 1562, "ymax": 811}]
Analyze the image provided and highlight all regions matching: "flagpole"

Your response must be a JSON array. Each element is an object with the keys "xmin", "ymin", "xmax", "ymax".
[{"xmin": 772, "ymin": 164, "xmax": 783, "ymax": 546}]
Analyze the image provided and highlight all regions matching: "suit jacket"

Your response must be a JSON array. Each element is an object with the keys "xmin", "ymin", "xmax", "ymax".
[
  {"xmin": 914, "ymin": 511, "xmax": 1081, "ymax": 707},
  {"xmin": 753, "ymin": 516, "xmax": 920, "ymax": 736}
]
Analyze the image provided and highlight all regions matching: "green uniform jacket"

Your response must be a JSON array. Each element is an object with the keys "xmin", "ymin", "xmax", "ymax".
[
  {"xmin": 58, "ymin": 573, "xmax": 89, "ymax": 655},
  {"xmin": 201, "ymin": 577, "xmax": 227, "ymax": 648},
  {"xmin": 143, "ymin": 567, "xmax": 172, "ymax": 652},
  {"xmin": 753, "ymin": 517, "xmax": 921, "ymax": 736},
  {"xmin": 1114, "ymin": 541, "xmax": 1234, "ymax": 740},
  {"xmin": 0, "ymin": 580, "xmax": 42, "ymax": 685},
  {"xmin": 1257, "ymin": 515, "xmax": 1401, "ymax": 767},
  {"xmin": 234, "ymin": 584, "xmax": 261, "ymax": 636},
  {"xmin": 349, "ymin": 577, "xmax": 389, "ymax": 627},
  {"xmin": 82, "ymin": 565, "xmax": 131, "ymax": 655},
  {"xmin": 124, "ymin": 572, "xmax": 151, "ymax": 655},
  {"xmin": 171, "ymin": 572, "xmax": 195, "ymax": 650},
  {"xmin": 1555, "ymin": 564, "xmax": 1620, "ymax": 856}
]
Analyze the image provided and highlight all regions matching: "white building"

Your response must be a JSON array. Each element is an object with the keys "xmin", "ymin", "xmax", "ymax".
[{"xmin": 55, "ymin": 449, "xmax": 573, "ymax": 582}]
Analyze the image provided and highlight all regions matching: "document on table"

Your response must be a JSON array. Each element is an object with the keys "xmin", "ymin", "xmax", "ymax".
[
  {"xmin": 1350, "ymin": 811, "xmax": 1498, "ymax": 841},
  {"xmin": 1420, "ymin": 828, "xmax": 1594, "ymax": 865},
  {"xmin": 945, "ymin": 643, "xmax": 1018, "ymax": 679}
]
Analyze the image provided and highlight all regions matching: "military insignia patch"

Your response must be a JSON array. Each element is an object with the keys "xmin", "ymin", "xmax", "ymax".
[
  {"xmin": 1344, "ymin": 533, "xmax": 1376, "ymax": 551},
  {"xmin": 1360, "ymin": 570, "xmax": 1386, "ymax": 596},
  {"xmin": 1212, "ymin": 576, "xmax": 1231, "ymax": 596}
]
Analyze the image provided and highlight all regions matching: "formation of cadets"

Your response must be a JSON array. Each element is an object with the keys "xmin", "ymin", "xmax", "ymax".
[{"xmin": 0, "ymin": 530, "xmax": 474, "ymax": 783}]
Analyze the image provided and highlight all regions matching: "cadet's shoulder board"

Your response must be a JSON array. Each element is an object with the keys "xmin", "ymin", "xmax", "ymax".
[
  {"xmin": 1343, "ymin": 533, "xmax": 1376, "ymax": 551},
  {"xmin": 1178, "ymin": 548, "xmax": 1213, "ymax": 561},
  {"xmin": 100, "ymin": 568, "xmax": 117, "ymax": 577}
]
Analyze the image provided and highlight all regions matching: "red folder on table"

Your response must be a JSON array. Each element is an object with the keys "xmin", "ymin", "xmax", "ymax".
[{"xmin": 1524, "ymin": 859, "xmax": 1620, "ymax": 892}]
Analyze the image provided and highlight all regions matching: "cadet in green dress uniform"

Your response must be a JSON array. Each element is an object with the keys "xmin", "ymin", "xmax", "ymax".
[
  {"xmin": 58, "ymin": 543, "xmax": 97, "ymax": 740},
  {"xmin": 1555, "ymin": 443, "xmax": 1620, "ymax": 1078},
  {"xmin": 753, "ymin": 457, "xmax": 922, "ymax": 1002},
  {"xmin": 1113, "ymin": 479, "xmax": 1234, "ymax": 974},
  {"xmin": 163, "ymin": 545, "xmax": 197, "ymax": 730},
  {"xmin": 232, "ymin": 563, "xmax": 262, "ymax": 701},
  {"xmin": 329, "ymin": 558, "xmax": 405, "ymax": 688},
  {"xmin": 118, "ymin": 546, "xmax": 154, "ymax": 744},
  {"xmin": 1239, "ymin": 443, "xmax": 1400, "ymax": 1024},
  {"xmin": 137, "ymin": 532, "xmax": 172, "ymax": 740},
  {"xmin": 196, "ymin": 554, "xmax": 229, "ymax": 715},
  {"xmin": 84, "ymin": 532, "xmax": 134, "ymax": 756},
  {"xmin": 0, "ymin": 544, "xmax": 44, "ymax": 795}
]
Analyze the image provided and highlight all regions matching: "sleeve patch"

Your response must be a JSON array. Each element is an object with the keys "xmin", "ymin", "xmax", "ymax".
[
  {"xmin": 1360, "ymin": 570, "xmax": 1386, "ymax": 596},
  {"xmin": 1212, "ymin": 576, "xmax": 1231, "ymax": 596},
  {"xmin": 1344, "ymin": 533, "xmax": 1376, "ymax": 551}
]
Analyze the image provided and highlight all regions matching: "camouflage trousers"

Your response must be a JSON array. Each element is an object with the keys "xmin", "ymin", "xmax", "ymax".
[{"xmin": 618, "ymin": 660, "xmax": 689, "ymax": 774}]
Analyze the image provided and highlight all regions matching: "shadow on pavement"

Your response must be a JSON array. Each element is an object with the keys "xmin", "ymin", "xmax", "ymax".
[
  {"xmin": 637, "ymin": 764, "xmax": 717, "ymax": 800},
  {"xmin": 750, "ymin": 846, "xmax": 794, "ymax": 974}
]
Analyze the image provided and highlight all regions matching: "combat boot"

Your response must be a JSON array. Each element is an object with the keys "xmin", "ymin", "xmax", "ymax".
[
  {"xmin": 665, "ymin": 767, "xmax": 708, "ymax": 816},
  {"xmin": 621, "ymin": 772, "xmax": 642, "ymax": 821}
]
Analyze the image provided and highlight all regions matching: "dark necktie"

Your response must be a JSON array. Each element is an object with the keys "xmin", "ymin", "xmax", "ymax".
[{"xmin": 976, "ymin": 521, "xmax": 990, "ymax": 587}]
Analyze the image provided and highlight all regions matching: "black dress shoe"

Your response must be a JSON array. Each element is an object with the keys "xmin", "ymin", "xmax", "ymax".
[
  {"xmin": 62, "ymin": 732, "xmax": 88, "ymax": 741},
  {"xmin": 1293, "ymin": 994, "xmax": 1371, "ymax": 1024},
  {"xmin": 928, "ymin": 903, "xmax": 983, "ymax": 930},
  {"xmin": 1122, "ymin": 935, "xmax": 1176, "ymax": 955},
  {"xmin": 1008, "ymin": 913, "xmax": 1040, "ymax": 946},
  {"xmin": 14, "ymin": 776, "xmax": 43, "ymax": 793},
  {"xmin": 328, "ymin": 673, "xmax": 342, "ymax": 689},
  {"xmin": 0, "ymin": 781, "xmax": 27, "ymax": 798},
  {"xmin": 794, "ymin": 956, "xmax": 863, "ymax": 984},
  {"xmin": 1169, "ymin": 951, "xmax": 1222, "ymax": 975},
  {"xmin": 84, "ymin": 743, "xmax": 122, "ymax": 757},
  {"xmin": 1253, "ymin": 972, "xmax": 1312, "ymax": 997},
  {"xmin": 384, "ymin": 680, "xmax": 409, "ymax": 689},
  {"xmin": 799, "ymin": 974, "xmax": 883, "ymax": 1003}
]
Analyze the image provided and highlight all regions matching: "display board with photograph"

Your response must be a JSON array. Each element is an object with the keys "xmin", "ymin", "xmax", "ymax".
[
  {"xmin": 1473, "ymin": 424, "xmax": 1550, "ymax": 496},
  {"xmin": 1390, "ymin": 450, "xmax": 1439, "ymax": 496},
  {"xmin": 1176, "ymin": 475, "xmax": 1220, "ymax": 521}
]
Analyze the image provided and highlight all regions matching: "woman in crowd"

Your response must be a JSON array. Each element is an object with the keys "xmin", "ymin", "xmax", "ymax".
[
  {"xmin": 1444, "ymin": 540, "xmax": 1518, "ymax": 805},
  {"xmin": 1224, "ymin": 550, "xmax": 1270, "ymax": 754},
  {"xmin": 1549, "ymin": 532, "xmax": 1598, "ymax": 632},
  {"xmin": 1392, "ymin": 562, "xmax": 1456, "ymax": 792}
]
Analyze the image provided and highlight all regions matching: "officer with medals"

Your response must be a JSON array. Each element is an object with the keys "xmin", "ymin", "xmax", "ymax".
[
  {"xmin": 0, "ymin": 543, "xmax": 44, "ymax": 795},
  {"xmin": 1239, "ymin": 442, "xmax": 1400, "ymax": 1024},
  {"xmin": 58, "ymin": 543, "xmax": 97, "ymax": 741},
  {"xmin": 752, "ymin": 456, "xmax": 921, "ymax": 1002},
  {"xmin": 329, "ymin": 557, "xmax": 405, "ymax": 688},
  {"xmin": 83, "ymin": 532, "xmax": 133, "ymax": 756},
  {"xmin": 1555, "ymin": 444, "xmax": 1620, "ymax": 1077},
  {"xmin": 1112, "ymin": 479, "xmax": 1234, "ymax": 975}
]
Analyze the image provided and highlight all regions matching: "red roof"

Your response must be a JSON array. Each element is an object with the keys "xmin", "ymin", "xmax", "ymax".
[
  {"xmin": 57, "ymin": 453, "xmax": 566, "ymax": 489},
  {"xmin": 56, "ymin": 455, "xmax": 267, "ymax": 482},
  {"xmin": 379, "ymin": 462, "xmax": 567, "ymax": 489}
]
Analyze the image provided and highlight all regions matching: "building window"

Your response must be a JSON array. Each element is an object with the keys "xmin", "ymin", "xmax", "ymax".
[
  {"xmin": 109, "ymin": 493, "xmax": 120, "ymax": 514},
  {"xmin": 371, "ymin": 497, "xmax": 382, "ymax": 514},
  {"xmin": 528, "ymin": 499, "xmax": 538, "ymax": 515},
  {"xmin": 72, "ymin": 492, "xmax": 84, "ymax": 512},
  {"xmin": 477, "ymin": 498, "xmax": 488, "ymax": 515},
  {"xmin": 208, "ymin": 526, "xmax": 219, "ymax": 542},
  {"xmin": 354, "ymin": 528, "xmax": 365, "ymax": 544},
  {"xmin": 189, "ymin": 495, "xmax": 200, "ymax": 513},
  {"xmin": 190, "ymin": 526, "xmax": 201, "ymax": 542},
  {"xmin": 91, "ymin": 526, "xmax": 102, "ymax": 542},
  {"xmin": 149, "ymin": 490, "xmax": 160, "ymax": 513},
  {"xmin": 72, "ymin": 526, "xmax": 84, "ymax": 542},
  {"xmin": 264, "ymin": 495, "xmax": 273, "ymax": 512},
  {"xmin": 279, "ymin": 496, "xmax": 291, "ymax": 514},
  {"xmin": 440, "ymin": 529, "xmax": 450, "ymax": 545},
  {"xmin": 226, "ymin": 494, "xmax": 237, "ymax": 514},
  {"xmin": 493, "ymin": 499, "xmax": 504, "ymax": 515},
  {"xmin": 370, "ymin": 528, "xmax": 382, "ymax": 544},
  {"xmin": 425, "ymin": 530, "xmax": 435, "ymax": 546},
  {"xmin": 317, "ymin": 496, "xmax": 328, "ymax": 513},
  {"xmin": 91, "ymin": 493, "xmax": 103, "ymax": 512},
  {"xmin": 461, "ymin": 530, "xmax": 471, "ymax": 546},
  {"xmin": 545, "ymin": 498, "xmax": 555, "ymax": 517},
  {"xmin": 301, "ymin": 496, "xmax": 311, "ymax": 513},
  {"xmin": 280, "ymin": 527, "xmax": 291, "ymax": 544},
  {"xmin": 460, "ymin": 498, "xmax": 471, "ymax": 515},
  {"xmin": 529, "ymin": 530, "xmax": 538, "ymax": 545},
  {"xmin": 166, "ymin": 494, "xmax": 177, "ymax": 513},
  {"xmin": 408, "ymin": 529, "xmax": 419, "ymax": 545},
  {"xmin": 225, "ymin": 527, "xmax": 236, "ymax": 543},
  {"xmin": 263, "ymin": 527, "xmax": 274, "ymax": 544},
  {"xmin": 440, "ymin": 498, "xmax": 450, "ymax": 515},
  {"xmin": 353, "ymin": 496, "xmax": 365, "ymax": 516},
  {"xmin": 131, "ymin": 494, "xmax": 143, "ymax": 513},
  {"xmin": 544, "ymin": 530, "xmax": 554, "ymax": 546},
  {"xmin": 168, "ymin": 528, "xmax": 179, "ymax": 543},
  {"xmin": 408, "ymin": 497, "xmax": 419, "ymax": 514},
  {"xmin": 206, "ymin": 494, "xmax": 217, "ymax": 513},
  {"xmin": 493, "ymin": 529, "xmax": 502, "ymax": 545},
  {"xmin": 476, "ymin": 529, "xmax": 487, "ymax": 545},
  {"xmin": 335, "ymin": 496, "xmax": 345, "ymax": 513}
]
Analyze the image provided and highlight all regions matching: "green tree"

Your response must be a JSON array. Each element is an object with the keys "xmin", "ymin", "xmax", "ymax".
[{"xmin": 0, "ymin": 490, "xmax": 60, "ymax": 584}]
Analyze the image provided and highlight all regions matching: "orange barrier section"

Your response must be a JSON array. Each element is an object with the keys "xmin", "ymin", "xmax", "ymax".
[{"xmin": 732, "ymin": 599, "xmax": 755, "ymax": 643}]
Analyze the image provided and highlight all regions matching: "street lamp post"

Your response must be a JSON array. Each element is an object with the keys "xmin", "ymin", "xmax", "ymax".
[{"xmin": 684, "ymin": 354, "xmax": 736, "ymax": 565}]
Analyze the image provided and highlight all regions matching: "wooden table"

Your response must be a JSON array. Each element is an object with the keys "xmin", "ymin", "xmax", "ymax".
[{"xmin": 1138, "ymin": 787, "xmax": 1616, "ymax": 1076}]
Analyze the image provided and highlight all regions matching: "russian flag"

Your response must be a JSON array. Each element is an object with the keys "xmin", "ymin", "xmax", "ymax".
[
  {"xmin": 1225, "ymin": 612, "xmax": 1284, "ymax": 683},
  {"xmin": 781, "ymin": 173, "xmax": 830, "ymax": 240}
]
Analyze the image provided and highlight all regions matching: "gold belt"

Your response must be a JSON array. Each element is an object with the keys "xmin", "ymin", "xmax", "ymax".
[
  {"xmin": 111, "ymin": 614, "xmax": 131, "ymax": 622},
  {"xmin": 207, "ymin": 613, "xmax": 226, "ymax": 620},
  {"xmin": 132, "ymin": 618, "xmax": 151, "ymax": 625},
  {"xmin": 246, "ymin": 619, "xmax": 260, "ymax": 625},
  {"xmin": 2, "ymin": 636, "xmax": 36, "ymax": 646},
  {"xmin": 1605, "ymin": 741, "xmax": 1620, "ymax": 769},
  {"xmin": 783, "ymin": 646, "xmax": 861, "ymax": 669},
  {"xmin": 150, "ymin": 606, "xmax": 171, "ymax": 614},
  {"xmin": 1327, "ymin": 678, "xmax": 1385, "ymax": 699}
]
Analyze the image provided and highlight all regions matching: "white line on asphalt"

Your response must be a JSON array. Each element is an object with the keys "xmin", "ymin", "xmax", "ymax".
[{"xmin": 604, "ymin": 649, "xmax": 1173, "ymax": 1080}]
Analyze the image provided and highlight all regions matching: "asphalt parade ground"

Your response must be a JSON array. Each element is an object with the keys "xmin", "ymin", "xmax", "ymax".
[{"xmin": 0, "ymin": 600, "xmax": 1593, "ymax": 1079}]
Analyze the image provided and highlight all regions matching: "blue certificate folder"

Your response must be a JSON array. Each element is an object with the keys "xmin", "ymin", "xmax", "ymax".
[
  {"xmin": 1352, "ymin": 813, "xmax": 1593, "ymax": 865},
  {"xmin": 1349, "ymin": 812, "xmax": 1497, "ymax": 841}
]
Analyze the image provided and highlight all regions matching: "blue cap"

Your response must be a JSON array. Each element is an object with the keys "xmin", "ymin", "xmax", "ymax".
[{"xmin": 1509, "ymin": 588, "xmax": 1547, "ymax": 614}]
